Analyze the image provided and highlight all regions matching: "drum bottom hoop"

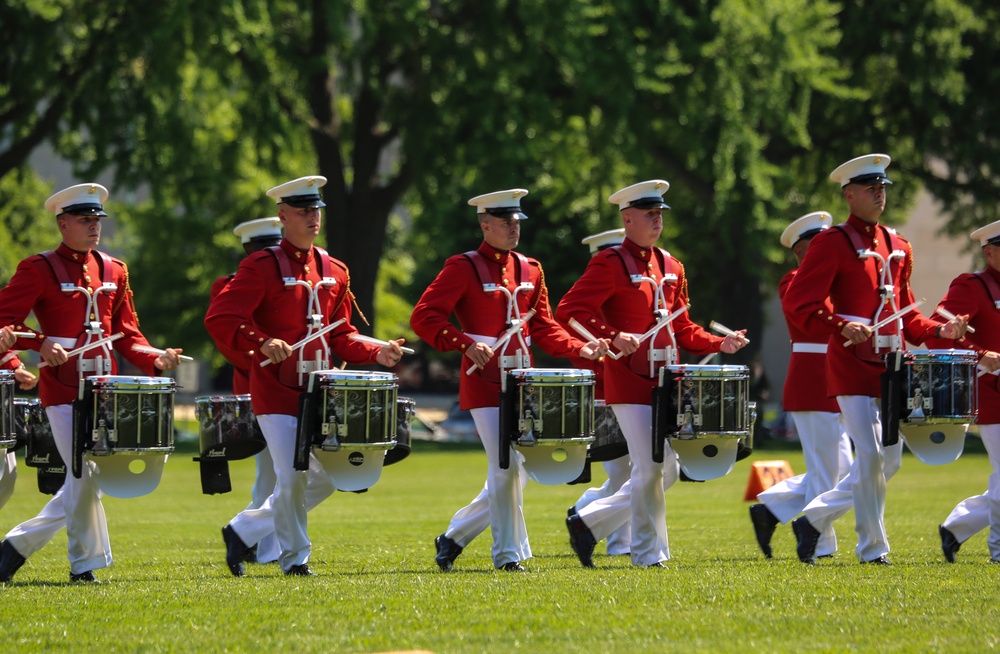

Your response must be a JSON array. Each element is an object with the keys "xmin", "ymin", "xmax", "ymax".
[
  {"xmin": 90, "ymin": 446, "xmax": 175, "ymax": 456},
  {"xmin": 671, "ymin": 431, "xmax": 746, "ymax": 440},
  {"xmin": 903, "ymin": 416, "xmax": 974, "ymax": 425},
  {"xmin": 514, "ymin": 436, "xmax": 594, "ymax": 447}
]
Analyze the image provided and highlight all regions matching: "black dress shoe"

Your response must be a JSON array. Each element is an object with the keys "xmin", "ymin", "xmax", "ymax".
[
  {"xmin": 791, "ymin": 517, "xmax": 820, "ymax": 564},
  {"xmin": 70, "ymin": 570, "xmax": 98, "ymax": 583},
  {"xmin": 222, "ymin": 525, "xmax": 251, "ymax": 577},
  {"xmin": 645, "ymin": 562, "xmax": 666, "ymax": 568},
  {"xmin": 748, "ymin": 504, "xmax": 779, "ymax": 558},
  {"xmin": 284, "ymin": 564, "xmax": 316, "ymax": 576},
  {"xmin": 0, "ymin": 539, "xmax": 26, "ymax": 583},
  {"xmin": 567, "ymin": 505, "xmax": 577, "ymax": 518},
  {"xmin": 939, "ymin": 524, "xmax": 961, "ymax": 563},
  {"xmin": 434, "ymin": 534, "xmax": 464, "ymax": 571},
  {"xmin": 499, "ymin": 561, "xmax": 526, "ymax": 572},
  {"xmin": 862, "ymin": 555, "xmax": 891, "ymax": 566},
  {"xmin": 566, "ymin": 514, "xmax": 597, "ymax": 568}
]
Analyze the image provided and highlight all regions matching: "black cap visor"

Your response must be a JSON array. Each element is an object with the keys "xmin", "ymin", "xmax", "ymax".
[{"xmin": 624, "ymin": 197, "xmax": 670, "ymax": 211}]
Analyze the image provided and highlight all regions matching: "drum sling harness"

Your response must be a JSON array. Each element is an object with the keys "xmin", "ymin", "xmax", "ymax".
[
  {"xmin": 41, "ymin": 249, "xmax": 118, "ymax": 383},
  {"xmin": 973, "ymin": 270, "xmax": 1000, "ymax": 310},
  {"xmin": 267, "ymin": 245, "xmax": 342, "ymax": 388},
  {"xmin": 610, "ymin": 245, "xmax": 681, "ymax": 377}
]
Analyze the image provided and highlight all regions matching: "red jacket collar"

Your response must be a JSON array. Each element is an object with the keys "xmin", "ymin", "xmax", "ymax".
[{"xmin": 477, "ymin": 241, "xmax": 511, "ymax": 265}]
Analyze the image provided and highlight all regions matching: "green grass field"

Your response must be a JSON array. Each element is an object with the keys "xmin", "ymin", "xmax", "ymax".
[{"xmin": 2, "ymin": 440, "xmax": 999, "ymax": 653}]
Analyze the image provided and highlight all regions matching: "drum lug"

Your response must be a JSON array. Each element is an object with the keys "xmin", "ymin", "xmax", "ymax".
[
  {"xmin": 675, "ymin": 404, "xmax": 701, "ymax": 436},
  {"xmin": 518, "ymin": 415, "xmax": 541, "ymax": 444},
  {"xmin": 906, "ymin": 388, "xmax": 931, "ymax": 419}
]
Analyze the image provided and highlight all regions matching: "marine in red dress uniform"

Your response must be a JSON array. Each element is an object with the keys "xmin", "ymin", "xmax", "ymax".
[
  {"xmin": 750, "ymin": 212, "xmax": 853, "ymax": 559},
  {"xmin": 411, "ymin": 188, "xmax": 603, "ymax": 572},
  {"xmin": 784, "ymin": 154, "xmax": 966, "ymax": 565},
  {"xmin": 932, "ymin": 220, "xmax": 1000, "ymax": 563},
  {"xmin": 0, "ymin": 183, "xmax": 182, "ymax": 584},
  {"xmin": 206, "ymin": 176, "xmax": 402, "ymax": 578},
  {"xmin": 206, "ymin": 217, "xmax": 283, "ymax": 564},
  {"xmin": 556, "ymin": 179, "xmax": 747, "ymax": 568}
]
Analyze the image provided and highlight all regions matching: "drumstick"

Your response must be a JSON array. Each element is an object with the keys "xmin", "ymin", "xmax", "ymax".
[
  {"xmin": 709, "ymin": 320, "xmax": 751, "ymax": 345},
  {"xmin": 841, "ymin": 299, "xmax": 925, "ymax": 347},
  {"xmin": 465, "ymin": 309, "xmax": 536, "ymax": 376},
  {"xmin": 568, "ymin": 318, "xmax": 621, "ymax": 360},
  {"xmin": 935, "ymin": 306, "xmax": 975, "ymax": 334},
  {"xmin": 637, "ymin": 305, "xmax": 689, "ymax": 344},
  {"xmin": 38, "ymin": 333, "xmax": 123, "ymax": 367},
  {"xmin": 12, "ymin": 332, "xmax": 36, "ymax": 338},
  {"xmin": 348, "ymin": 334, "xmax": 415, "ymax": 355},
  {"xmin": 0, "ymin": 351, "xmax": 17, "ymax": 365},
  {"xmin": 131, "ymin": 344, "xmax": 195, "ymax": 362},
  {"xmin": 259, "ymin": 319, "xmax": 346, "ymax": 367}
]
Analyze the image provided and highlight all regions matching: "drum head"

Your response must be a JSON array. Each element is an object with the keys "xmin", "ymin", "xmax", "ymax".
[
  {"xmin": 517, "ymin": 443, "xmax": 589, "ymax": 485},
  {"xmin": 902, "ymin": 423, "xmax": 967, "ymax": 466},
  {"xmin": 671, "ymin": 436, "xmax": 740, "ymax": 481},
  {"xmin": 314, "ymin": 448, "xmax": 386, "ymax": 492},
  {"xmin": 91, "ymin": 453, "xmax": 168, "ymax": 498}
]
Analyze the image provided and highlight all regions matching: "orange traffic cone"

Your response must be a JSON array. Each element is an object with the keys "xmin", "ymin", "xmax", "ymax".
[{"xmin": 743, "ymin": 460, "xmax": 795, "ymax": 501}]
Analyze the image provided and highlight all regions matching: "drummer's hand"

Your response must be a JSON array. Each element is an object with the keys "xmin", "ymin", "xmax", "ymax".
[
  {"xmin": 939, "ymin": 314, "xmax": 969, "ymax": 340},
  {"xmin": 154, "ymin": 347, "xmax": 183, "ymax": 372},
  {"xmin": 612, "ymin": 332, "xmax": 640, "ymax": 356},
  {"xmin": 979, "ymin": 351, "xmax": 1000, "ymax": 373},
  {"xmin": 39, "ymin": 337, "xmax": 69, "ymax": 367},
  {"xmin": 465, "ymin": 342, "xmax": 494, "ymax": 369},
  {"xmin": 261, "ymin": 338, "xmax": 293, "ymax": 365},
  {"xmin": 720, "ymin": 330, "xmax": 749, "ymax": 354},
  {"xmin": 579, "ymin": 338, "xmax": 611, "ymax": 361},
  {"xmin": 840, "ymin": 321, "xmax": 872, "ymax": 345},
  {"xmin": 375, "ymin": 339, "xmax": 405, "ymax": 367},
  {"xmin": 0, "ymin": 326, "xmax": 15, "ymax": 353},
  {"xmin": 14, "ymin": 367, "xmax": 38, "ymax": 390}
]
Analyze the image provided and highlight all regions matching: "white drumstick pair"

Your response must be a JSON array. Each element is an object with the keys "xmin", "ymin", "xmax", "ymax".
[
  {"xmin": 935, "ymin": 306, "xmax": 975, "ymax": 334},
  {"xmin": 709, "ymin": 320, "xmax": 750, "ymax": 345},
  {"xmin": 465, "ymin": 309, "xmax": 537, "ymax": 376},
  {"xmin": 38, "ymin": 333, "xmax": 124, "ymax": 368},
  {"xmin": 349, "ymin": 333, "xmax": 415, "ymax": 355},
  {"xmin": 259, "ymin": 319, "xmax": 346, "ymax": 367},
  {"xmin": 841, "ymin": 299, "xmax": 924, "ymax": 347},
  {"xmin": 132, "ymin": 345, "xmax": 195, "ymax": 362},
  {"xmin": 567, "ymin": 318, "xmax": 621, "ymax": 360}
]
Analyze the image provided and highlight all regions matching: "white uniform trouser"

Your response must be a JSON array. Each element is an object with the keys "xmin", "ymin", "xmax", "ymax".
[
  {"xmin": 4, "ymin": 404, "xmax": 112, "ymax": 575},
  {"xmin": 443, "ymin": 407, "xmax": 530, "ymax": 567},
  {"xmin": 578, "ymin": 405, "xmax": 679, "ymax": 566},
  {"xmin": 0, "ymin": 451, "xmax": 17, "ymax": 511},
  {"xmin": 942, "ymin": 423, "xmax": 1000, "ymax": 560},
  {"xmin": 758, "ymin": 411, "xmax": 853, "ymax": 556},
  {"xmin": 573, "ymin": 456, "xmax": 632, "ymax": 555},
  {"xmin": 247, "ymin": 446, "xmax": 279, "ymax": 563},
  {"xmin": 228, "ymin": 414, "xmax": 335, "ymax": 572},
  {"xmin": 802, "ymin": 396, "xmax": 902, "ymax": 561}
]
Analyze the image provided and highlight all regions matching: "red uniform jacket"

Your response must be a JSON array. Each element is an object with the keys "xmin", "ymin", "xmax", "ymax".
[
  {"xmin": 783, "ymin": 215, "xmax": 937, "ymax": 398},
  {"xmin": 925, "ymin": 267, "xmax": 1000, "ymax": 424},
  {"xmin": 556, "ymin": 238, "xmax": 723, "ymax": 405},
  {"xmin": 779, "ymin": 268, "xmax": 839, "ymax": 413},
  {"xmin": 204, "ymin": 239, "xmax": 380, "ymax": 416},
  {"xmin": 410, "ymin": 241, "xmax": 585, "ymax": 410},
  {"xmin": 0, "ymin": 243, "xmax": 159, "ymax": 406},
  {"xmin": 208, "ymin": 273, "xmax": 252, "ymax": 395}
]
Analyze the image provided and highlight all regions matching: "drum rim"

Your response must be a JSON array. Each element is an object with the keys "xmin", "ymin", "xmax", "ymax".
[
  {"xmin": 509, "ymin": 368, "xmax": 595, "ymax": 379},
  {"xmin": 312, "ymin": 370, "xmax": 398, "ymax": 381},
  {"xmin": 86, "ymin": 375, "xmax": 176, "ymax": 387},
  {"xmin": 195, "ymin": 394, "xmax": 252, "ymax": 403}
]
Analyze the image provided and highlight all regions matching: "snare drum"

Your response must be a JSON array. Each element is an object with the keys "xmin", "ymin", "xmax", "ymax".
[
  {"xmin": 385, "ymin": 397, "xmax": 414, "ymax": 466},
  {"xmin": 18, "ymin": 398, "xmax": 67, "ymax": 494},
  {"xmin": 313, "ymin": 370, "xmax": 399, "ymax": 450},
  {"xmin": 502, "ymin": 368, "xmax": 595, "ymax": 485},
  {"xmin": 902, "ymin": 350, "xmax": 978, "ymax": 424},
  {"xmin": 507, "ymin": 368, "xmax": 595, "ymax": 445},
  {"xmin": 659, "ymin": 365, "xmax": 750, "ymax": 481},
  {"xmin": 75, "ymin": 375, "xmax": 176, "ymax": 498},
  {"xmin": 900, "ymin": 350, "xmax": 977, "ymax": 466},
  {"xmin": 83, "ymin": 376, "xmax": 176, "ymax": 454},
  {"xmin": 590, "ymin": 400, "xmax": 628, "ymax": 462},
  {"xmin": 195, "ymin": 395, "xmax": 266, "ymax": 461},
  {"xmin": 0, "ymin": 371, "xmax": 14, "ymax": 450}
]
